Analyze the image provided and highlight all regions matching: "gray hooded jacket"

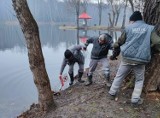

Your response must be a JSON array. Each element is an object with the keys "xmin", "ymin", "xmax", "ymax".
[{"xmin": 60, "ymin": 45, "xmax": 85, "ymax": 74}]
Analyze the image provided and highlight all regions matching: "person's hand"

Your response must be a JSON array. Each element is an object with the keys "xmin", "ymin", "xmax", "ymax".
[
  {"xmin": 110, "ymin": 55, "xmax": 117, "ymax": 60},
  {"xmin": 59, "ymin": 74, "xmax": 62, "ymax": 78},
  {"xmin": 82, "ymin": 46, "xmax": 87, "ymax": 51},
  {"xmin": 59, "ymin": 74, "xmax": 64, "ymax": 87}
]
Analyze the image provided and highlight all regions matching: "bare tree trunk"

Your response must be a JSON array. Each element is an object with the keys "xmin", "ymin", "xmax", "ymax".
[
  {"xmin": 145, "ymin": 55, "xmax": 160, "ymax": 92},
  {"xmin": 81, "ymin": 0, "xmax": 88, "ymax": 12},
  {"xmin": 76, "ymin": 0, "xmax": 80, "ymax": 44},
  {"xmin": 114, "ymin": 11, "xmax": 120, "ymax": 26},
  {"xmin": 76, "ymin": 15, "xmax": 80, "ymax": 44},
  {"xmin": 121, "ymin": 0, "xmax": 128, "ymax": 28},
  {"xmin": 111, "ymin": 4, "xmax": 116, "ymax": 26},
  {"xmin": 114, "ymin": 4, "xmax": 121, "ymax": 26},
  {"xmin": 143, "ymin": 0, "xmax": 160, "ymax": 25},
  {"xmin": 98, "ymin": 0, "xmax": 102, "ymax": 26},
  {"xmin": 107, "ymin": 0, "xmax": 122, "ymax": 27},
  {"xmin": 128, "ymin": 0, "xmax": 134, "ymax": 12},
  {"xmin": 108, "ymin": 13, "xmax": 114, "ymax": 27},
  {"xmin": 143, "ymin": 0, "xmax": 160, "ymax": 92},
  {"xmin": 12, "ymin": 0, "xmax": 55, "ymax": 111},
  {"xmin": 98, "ymin": 8, "xmax": 102, "ymax": 26}
]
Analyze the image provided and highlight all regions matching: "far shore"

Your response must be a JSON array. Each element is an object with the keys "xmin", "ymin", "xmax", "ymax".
[
  {"xmin": 59, "ymin": 25, "xmax": 123, "ymax": 31},
  {"xmin": 1, "ymin": 21, "xmax": 123, "ymax": 31}
]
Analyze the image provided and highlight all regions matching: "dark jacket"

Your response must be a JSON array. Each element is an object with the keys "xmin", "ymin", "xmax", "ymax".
[{"xmin": 85, "ymin": 36, "xmax": 113, "ymax": 60}]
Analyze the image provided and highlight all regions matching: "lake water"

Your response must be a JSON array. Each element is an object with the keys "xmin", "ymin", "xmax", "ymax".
[{"xmin": 0, "ymin": 23, "xmax": 119, "ymax": 117}]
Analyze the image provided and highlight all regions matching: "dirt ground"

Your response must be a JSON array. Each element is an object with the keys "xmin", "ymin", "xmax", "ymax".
[{"xmin": 18, "ymin": 60, "xmax": 160, "ymax": 118}]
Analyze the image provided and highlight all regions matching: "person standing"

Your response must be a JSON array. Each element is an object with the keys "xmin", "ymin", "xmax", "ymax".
[
  {"xmin": 84, "ymin": 33, "xmax": 113, "ymax": 86},
  {"xmin": 109, "ymin": 11, "xmax": 160, "ymax": 106},
  {"xmin": 60, "ymin": 45, "xmax": 86, "ymax": 86}
]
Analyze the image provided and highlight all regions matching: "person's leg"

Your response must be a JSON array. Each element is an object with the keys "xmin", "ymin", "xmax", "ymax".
[
  {"xmin": 109, "ymin": 62, "xmax": 131, "ymax": 97},
  {"xmin": 131, "ymin": 64, "xmax": 145, "ymax": 104},
  {"xmin": 78, "ymin": 63, "xmax": 85, "ymax": 83},
  {"xmin": 68, "ymin": 64, "xmax": 74, "ymax": 85},
  {"xmin": 100, "ymin": 58, "xmax": 111, "ymax": 87},
  {"xmin": 85, "ymin": 59, "xmax": 98, "ymax": 86}
]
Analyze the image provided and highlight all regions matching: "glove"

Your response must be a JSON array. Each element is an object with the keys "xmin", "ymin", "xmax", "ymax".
[
  {"xmin": 112, "ymin": 47, "xmax": 120, "ymax": 56},
  {"xmin": 110, "ymin": 55, "xmax": 117, "ymax": 60},
  {"xmin": 82, "ymin": 46, "xmax": 87, "ymax": 51},
  {"xmin": 59, "ymin": 74, "xmax": 64, "ymax": 87},
  {"xmin": 110, "ymin": 47, "xmax": 120, "ymax": 60}
]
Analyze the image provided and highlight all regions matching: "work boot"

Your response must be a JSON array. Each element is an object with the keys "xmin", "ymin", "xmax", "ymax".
[
  {"xmin": 85, "ymin": 75, "xmax": 93, "ymax": 86},
  {"xmin": 108, "ymin": 93, "xmax": 116, "ymax": 100},
  {"xmin": 78, "ymin": 72, "xmax": 85, "ymax": 83},
  {"xmin": 131, "ymin": 98, "xmax": 143, "ymax": 107},
  {"xmin": 69, "ymin": 73, "xmax": 74, "ymax": 86}
]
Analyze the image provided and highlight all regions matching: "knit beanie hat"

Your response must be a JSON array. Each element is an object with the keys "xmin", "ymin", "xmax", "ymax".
[
  {"xmin": 64, "ymin": 49, "xmax": 73, "ymax": 59},
  {"xmin": 129, "ymin": 11, "xmax": 142, "ymax": 21}
]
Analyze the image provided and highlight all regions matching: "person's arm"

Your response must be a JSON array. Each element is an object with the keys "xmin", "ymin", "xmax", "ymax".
[
  {"xmin": 60, "ymin": 57, "xmax": 67, "ymax": 75},
  {"xmin": 84, "ymin": 37, "xmax": 95, "ymax": 47},
  {"xmin": 113, "ymin": 31, "xmax": 126, "ymax": 49},
  {"xmin": 72, "ymin": 45, "xmax": 86, "ymax": 51},
  {"xmin": 110, "ymin": 31, "xmax": 126, "ymax": 60}
]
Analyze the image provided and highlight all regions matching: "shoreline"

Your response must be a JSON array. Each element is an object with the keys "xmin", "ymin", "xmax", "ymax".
[
  {"xmin": 59, "ymin": 25, "xmax": 123, "ymax": 31},
  {"xmin": 18, "ymin": 60, "xmax": 160, "ymax": 118}
]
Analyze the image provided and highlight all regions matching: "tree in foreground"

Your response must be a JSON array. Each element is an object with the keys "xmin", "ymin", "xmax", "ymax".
[
  {"xmin": 12, "ymin": 0, "xmax": 55, "ymax": 111},
  {"xmin": 143, "ymin": 0, "xmax": 160, "ymax": 93}
]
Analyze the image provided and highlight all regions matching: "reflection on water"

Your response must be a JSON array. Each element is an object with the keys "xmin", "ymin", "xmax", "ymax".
[
  {"xmin": 0, "ymin": 24, "xmax": 90, "ymax": 117},
  {"xmin": 0, "ymin": 23, "xmax": 120, "ymax": 117}
]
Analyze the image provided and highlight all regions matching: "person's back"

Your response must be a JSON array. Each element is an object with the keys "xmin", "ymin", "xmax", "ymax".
[
  {"xmin": 68, "ymin": 45, "xmax": 85, "ymax": 64},
  {"xmin": 121, "ymin": 20, "xmax": 154, "ymax": 64},
  {"xmin": 108, "ymin": 11, "xmax": 157, "ymax": 106}
]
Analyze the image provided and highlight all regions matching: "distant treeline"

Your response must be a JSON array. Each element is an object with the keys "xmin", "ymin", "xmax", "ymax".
[{"xmin": 0, "ymin": 0, "xmax": 131, "ymax": 26}]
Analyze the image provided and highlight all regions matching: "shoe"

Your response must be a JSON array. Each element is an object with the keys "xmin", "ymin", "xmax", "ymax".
[
  {"xmin": 78, "ymin": 72, "xmax": 84, "ymax": 83},
  {"xmin": 69, "ymin": 81, "xmax": 73, "ymax": 86},
  {"xmin": 78, "ymin": 79, "xmax": 85, "ymax": 83},
  {"xmin": 125, "ymin": 99, "xmax": 131, "ymax": 104},
  {"xmin": 131, "ymin": 99, "xmax": 143, "ymax": 107},
  {"xmin": 85, "ymin": 75, "xmax": 92, "ymax": 86},
  {"xmin": 85, "ymin": 81, "xmax": 92, "ymax": 86},
  {"xmin": 106, "ymin": 82, "xmax": 112, "ymax": 88},
  {"xmin": 108, "ymin": 93, "xmax": 116, "ymax": 100}
]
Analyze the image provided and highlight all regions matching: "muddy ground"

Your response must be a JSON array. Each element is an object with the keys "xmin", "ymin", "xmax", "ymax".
[{"xmin": 18, "ymin": 60, "xmax": 160, "ymax": 118}]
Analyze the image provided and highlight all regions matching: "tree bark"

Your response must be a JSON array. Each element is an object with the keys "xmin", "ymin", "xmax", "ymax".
[
  {"xmin": 12, "ymin": 0, "xmax": 55, "ymax": 111},
  {"xmin": 121, "ymin": 0, "xmax": 128, "ymax": 28},
  {"xmin": 98, "ymin": 0, "xmax": 102, "ymax": 26},
  {"xmin": 143, "ymin": 0, "xmax": 160, "ymax": 92},
  {"xmin": 76, "ymin": 0, "xmax": 80, "ymax": 44},
  {"xmin": 128, "ymin": 0, "xmax": 134, "ymax": 12},
  {"xmin": 143, "ymin": 0, "xmax": 160, "ymax": 25}
]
